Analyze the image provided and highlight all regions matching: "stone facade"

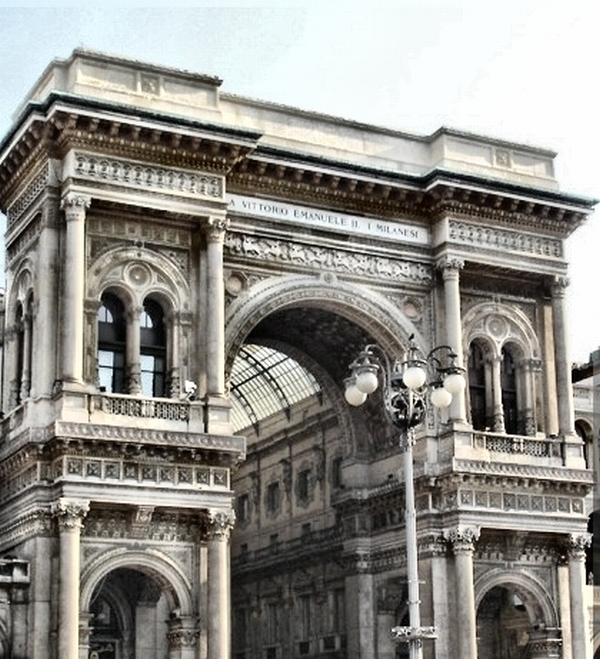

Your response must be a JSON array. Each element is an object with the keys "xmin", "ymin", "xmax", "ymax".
[{"xmin": 0, "ymin": 49, "xmax": 596, "ymax": 659}]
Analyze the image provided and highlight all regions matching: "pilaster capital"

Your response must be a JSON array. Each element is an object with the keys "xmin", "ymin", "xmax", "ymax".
[
  {"xmin": 51, "ymin": 497, "xmax": 90, "ymax": 532},
  {"xmin": 60, "ymin": 193, "xmax": 91, "ymax": 221},
  {"xmin": 206, "ymin": 508, "xmax": 236, "ymax": 541},
  {"xmin": 550, "ymin": 275, "xmax": 570, "ymax": 298},
  {"xmin": 436, "ymin": 255, "xmax": 464, "ymax": 277},
  {"xmin": 205, "ymin": 215, "xmax": 230, "ymax": 243},
  {"xmin": 167, "ymin": 616, "xmax": 200, "ymax": 649},
  {"xmin": 444, "ymin": 526, "xmax": 480, "ymax": 553}
]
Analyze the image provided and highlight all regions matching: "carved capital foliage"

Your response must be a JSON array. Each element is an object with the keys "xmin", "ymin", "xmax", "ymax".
[
  {"xmin": 436, "ymin": 255, "xmax": 464, "ymax": 275},
  {"xmin": 205, "ymin": 216, "xmax": 230, "ymax": 242},
  {"xmin": 206, "ymin": 509, "xmax": 236, "ymax": 540},
  {"xmin": 551, "ymin": 275, "xmax": 569, "ymax": 298},
  {"xmin": 566, "ymin": 532, "xmax": 592, "ymax": 560},
  {"xmin": 61, "ymin": 193, "xmax": 91, "ymax": 221},
  {"xmin": 167, "ymin": 617, "xmax": 200, "ymax": 649},
  {"xmin": 51, "ymin": 497, "xmax": 90, "ymax": 532},
  {"xmin": 444, "ymin": 526, "xmax": 480, "ymax": 553}
]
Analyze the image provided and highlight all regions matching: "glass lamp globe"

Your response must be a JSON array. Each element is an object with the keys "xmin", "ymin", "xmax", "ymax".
[
  {"xmin": 355, "ymin": 369, "xmax": 379, "ymax": 394},
  {"xmin": 430, "ymin": 386, "xmax": 452, "ymax": 408},
  {"xmin": 345, "ymin": 383, "xmax": 367, "ymax": 406},
  {"xmin": 402, "ymin": 365, "xmax": 427, "ymax": 390},
  {"xmin": 443, "ymin": 372, "xmax": 466, "ymax": 395}
]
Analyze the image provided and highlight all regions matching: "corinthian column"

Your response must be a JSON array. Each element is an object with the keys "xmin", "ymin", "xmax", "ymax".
[
  {"xmin": 551, "ymin": 277, "xmax": 575, "ymax": 437},
  {"xmin": 445, "ymin": 526, "xmax": 479, "ymax": 659},
  {"xmin": 566, "ymin": 533, "xmax": 592, "ymax": 659},
  {"xmin": 437, "ymin": 257, "xmax": 467, "ymax": 423},
  {"xmin": 205, "ymin": 217, "xmax": 229, "ymax": 396},
  {"xmin": 60, "ymin": 194, "xmax": 91, "ymax": 383},
  {"xmin": 51, "ymin": 498, "xmax": 90, "ymax": 659},
  {"xmin": 206, "ymin": 509, "xmax": 235, "ymax": 659}
]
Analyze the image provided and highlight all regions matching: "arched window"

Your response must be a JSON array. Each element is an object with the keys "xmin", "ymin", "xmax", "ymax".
[
  {"xmin": 98, "ymin": 292, "xmax": 127, "ymax": 393},
  {"xmin": 14, "ymin": 303, "xmax": 24, "ymax": 404},
  {"xmin": 139, "ymin": 297, "xmax": 166, "ymax": 398},
  {"xmin": 468, "ymin": 342, "xmax": 487, "ymax": 431},
  {"xmin": 501, "ymin": 346, "xmax": 518, "ymax": 434}
]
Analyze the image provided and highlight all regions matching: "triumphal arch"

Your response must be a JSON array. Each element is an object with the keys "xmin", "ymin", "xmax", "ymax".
[{"xmin": 0, "ymin": 50, "xmax": 595, "ymax": 659}]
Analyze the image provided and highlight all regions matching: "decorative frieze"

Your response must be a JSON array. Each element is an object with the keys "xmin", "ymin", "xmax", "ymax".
[
  {"xmin": 225, "ymin": 232, "xmax": 433, "ymax": 284},
  {"xmin": 73, "ymin": 152, "xmax": 224, "ymax": 199},
  {"xmin": 448, "ymin": 219, "xmax": 563, "ymax": 258},
  {"xmin": 58, "ymin": 454, "xmax": 230, "ymax": 489},
  {"xmin": 447, "ymin": 487, "xmax": 585, "ymax": 516},
  {"xmin": 6, "ymin": 165, "xmax": 50, "ymax": 228}
]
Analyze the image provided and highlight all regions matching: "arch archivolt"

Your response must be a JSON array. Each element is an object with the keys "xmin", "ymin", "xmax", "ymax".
[
  {"xmin": 87, "ymin": 246, "xmax": 190, "ymax": 312},
  {"xmin": 463, "ymin": 301, "xmax": 540, "ymax": 362},
  {"xmin": 80, "ymin": 547, "xmax": 194, "ymax": 616},
  {"xmin": 474, "ymin": 567, "xmax": 559, "ymax": 630},
  {"xmin": 7, "ymin": 259, "xmax": 35, "ymax": 320},
  {"xmin": 225, "ymin": 272, "xmax": 428, "ymax": 366}
]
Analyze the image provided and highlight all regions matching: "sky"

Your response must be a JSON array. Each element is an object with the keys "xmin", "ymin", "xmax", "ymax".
[{"xmin": 0, "ymin": 2, "xmax": 598, "ymax": 362}]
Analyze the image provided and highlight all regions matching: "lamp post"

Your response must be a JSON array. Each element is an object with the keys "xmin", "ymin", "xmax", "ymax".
[{"xmin": 344, "ymin": 336, "xmax": 466, "ymax": 659}]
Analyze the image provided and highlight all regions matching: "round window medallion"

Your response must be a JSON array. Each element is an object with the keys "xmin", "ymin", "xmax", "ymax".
[{"xmin": 127, "ymin": 263, "xmax": 151, "ymax": 287}]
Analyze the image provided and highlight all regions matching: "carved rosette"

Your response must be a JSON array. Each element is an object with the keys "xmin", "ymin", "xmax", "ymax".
[
  {"xmin": 61, "ymin": 193, "xmax": 91, "ymax": 222},
  {"xmin": 51, "ymin": 498, "xmax": 90, "ymax": 533},
  {"xmin": 444, "ymin": 526, "xmax": 480, "ymax": 553},
  {"xmin": 206, "ymin": 509, "xmax": 236, "ymax": 541},
  {"xmin": 565, "ymin": 532, "xmax": 592, "ymax": 561},
  {"xmin": 205, "ymin": 216, "xmax": 230, "ymax": 243}
]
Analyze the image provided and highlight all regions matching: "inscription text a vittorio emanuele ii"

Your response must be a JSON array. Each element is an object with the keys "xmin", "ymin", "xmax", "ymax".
[{"xmin": 227, "ymin": 194, "xmax": 429, "ymax": 245}]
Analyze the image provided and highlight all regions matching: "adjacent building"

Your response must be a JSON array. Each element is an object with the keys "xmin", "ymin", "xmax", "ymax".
[{"xmin": 0, "ymin": 50, "xmax": 596, "ymax": 659}]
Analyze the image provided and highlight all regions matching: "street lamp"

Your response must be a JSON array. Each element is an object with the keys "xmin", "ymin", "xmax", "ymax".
[{"xmin": 344, "ymin": 335, "xmax": 466, "ymax": 659}]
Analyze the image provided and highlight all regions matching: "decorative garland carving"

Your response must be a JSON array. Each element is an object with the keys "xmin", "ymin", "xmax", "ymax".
[
  {"xmin": 74, "ymin": 153, "xmax": 224, "ymax": 199},
  {"xmin": 225, "ymin": 232, "xmax": 433, "ymax": 284},
  {"xmin": 448, "ymin": 220, "xmax": 562, "ymax": 258}
]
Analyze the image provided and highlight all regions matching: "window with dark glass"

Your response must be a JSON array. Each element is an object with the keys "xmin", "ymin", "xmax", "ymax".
[
  {"xmin": 14, "ymin": 304, "xmax": 24, "ymax": 404},
  {"xmin": 237, "ymin": 494, "xmax": 250, "ymax": 522},
  {"xmin": 298, "ymin": 469, "xmax": 310, "ymax": 501},
  {"xmin": 266, "ymin": 482, "xmax": 280, "ymax": 515},
  {"xmin": 98, "ymin": 293, "xmax": 127, "ymax": 393},
  {"xmin": 501, "ymin": 346, "xmax": 518, "ymax": 434},
  {"xmin": 140, "ymin": 297, "xmax": 166, "ymax": 397},
  {"xmin": 468, "ymin": 342, "xmax": 487, "ymax": 430}
]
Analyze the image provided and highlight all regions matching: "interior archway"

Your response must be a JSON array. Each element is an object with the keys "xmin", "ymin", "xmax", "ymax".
[{"xmin": 88, "ymin": 567, "xmax": 169, "ymax": 659}]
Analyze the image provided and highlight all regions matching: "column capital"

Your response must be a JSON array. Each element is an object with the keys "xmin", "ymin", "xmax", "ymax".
[
  {"xmin": 167, "ymin": 616, "xmax": 200, "ymax": 650},
  {"xmin": 205, "ymin": 216, "xmax": 230, "ymax": 243},
  {"xmin": 206, "ymin": 508, "xmax": 236, "ymax": 541},
  {"xmin": 51, "ymin": 497, "xmax": 90, "ymax": 532},
  {"xmin": 550, "ymin": 275, "xmax": 570, "ymax": 297},
  {"xmin": 436, "ymin": 255, "xmax": 465, "ymax": 276},
  {"xmin": 60, "ymin": 193, "xmax": 91, "ymax": 221},
  {"xmin": 565, "ymin": 532, "xmax": 592, "ymax": 561},
  {"xmin": 444, "ymin": 526, "xmax": 480, "ymax": 553}
]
